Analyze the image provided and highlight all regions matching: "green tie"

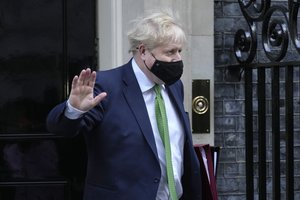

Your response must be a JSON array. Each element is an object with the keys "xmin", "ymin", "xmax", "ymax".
[{"xmin": 154, "ymin": 84, "xmax": 178, "ymax": 200}]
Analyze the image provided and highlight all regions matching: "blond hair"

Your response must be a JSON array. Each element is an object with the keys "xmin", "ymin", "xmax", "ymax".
[{"xmin": 127, "ymin": 9, "xmax": 186, "ymax": 54}]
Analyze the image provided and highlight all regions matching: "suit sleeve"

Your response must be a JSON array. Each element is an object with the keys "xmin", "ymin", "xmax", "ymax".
[
  {"xmin": 46, "ymin": 101, "xmax": 82, "ymax": 137},
  {"xmin": 46, "ymin": 96, "xmax": 105, "ymax": 138}
]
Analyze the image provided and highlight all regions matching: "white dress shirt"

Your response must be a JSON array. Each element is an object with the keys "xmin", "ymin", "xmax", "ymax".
[
  {"xmin": 131, "ymin": 59, "xmax": 185, "ymax": 199},
  {"xmin": 65, "ymin": 59, "xmax": 185, "ymax": 199}
]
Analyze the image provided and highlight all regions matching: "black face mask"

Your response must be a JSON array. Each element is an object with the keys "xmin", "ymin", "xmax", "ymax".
[{"xmin": 145, "ymin": 54, "xmax": 184, "ymax": 85}]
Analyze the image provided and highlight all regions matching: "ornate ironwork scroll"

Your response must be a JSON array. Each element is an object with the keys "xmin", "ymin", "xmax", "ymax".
[
  {"xmin": 234, "ymin": 1, "xmax": 298, "ymax": 200},
  {"xmin": 234, "ymin": 0, "xmax": 300, "ymax": 64}
]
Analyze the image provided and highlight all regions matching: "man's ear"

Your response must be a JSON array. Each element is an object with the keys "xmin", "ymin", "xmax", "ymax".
[
  {"xmin": 138, "ymin": 44, "xmax": 147, "ymax": 60},
  {"xmin": 137, "ymin": 44, "xmax": 146, "ymax": 55}
]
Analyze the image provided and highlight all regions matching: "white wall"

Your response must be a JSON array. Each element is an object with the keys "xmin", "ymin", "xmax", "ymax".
[
  {"xmin": 190, "ymin": 0, "xmax": 214, "ymax": 145},
  {"xmin": 97, "ymin": 0, "xmax": 214, "ymax": 145}
]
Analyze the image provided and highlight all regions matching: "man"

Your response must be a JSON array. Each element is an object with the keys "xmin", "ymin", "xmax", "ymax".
[{"xmin": 47, "ymin": 10, "xmax": 202, "ymax": 200}]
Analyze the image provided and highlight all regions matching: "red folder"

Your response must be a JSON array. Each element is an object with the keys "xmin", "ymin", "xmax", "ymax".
[{"xmin": 194, "ymin": 144, "xmax": 219, "ymax": 200}]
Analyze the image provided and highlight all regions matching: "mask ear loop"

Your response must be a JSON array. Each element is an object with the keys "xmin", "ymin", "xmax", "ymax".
[
  {"xmin": 137, "ymin": 44, "xmax": 150, "ymax": 70},
  {"xmin": 138, "ymin": 45, "xmax": 156, "ymax": 71},
  {"xmin": 144, "ymin": 60, "xmax": 151, "ymax": 71},
  {"xmin": 151, "ymin": 53, "xmax": 157, "ymax": 60},
  {"xmin": 144, "ymin": 52, "xmax": 159, "ymax": 71}
]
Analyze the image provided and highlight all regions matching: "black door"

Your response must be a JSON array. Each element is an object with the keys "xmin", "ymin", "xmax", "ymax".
[{"xmin": 0, "ymin": 0, "xmax": 96, "ymax": 199}]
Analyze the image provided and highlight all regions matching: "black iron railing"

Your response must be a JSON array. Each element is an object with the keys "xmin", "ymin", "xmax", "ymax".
[{"xmin": 233, "ymin": 0, "xmax": 299, "ymax": 199}]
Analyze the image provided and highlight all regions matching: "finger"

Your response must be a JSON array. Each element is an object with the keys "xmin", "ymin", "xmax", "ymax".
[
  {"xmin": 78, "ymin": 69, "xmax": 88, "ymax": 86},
  {"xmin": 84, "ymin": 68, "xmax": 95, "ymax": 87},
  {"xmin": 84, "ymin": 68, "xmax": 91, "ymax": 78},
  {"xmin": 71, "ymin": 75, "xmax": 79, "ymax": 90},
  {"xmin": 85, "ymin": 68, "xmax": 91, "ymax": 74},
  {"xmin": 87, "ymin": 71, "xmax": 97, "ymax": 87},
  {"xmin": 92, "ymin": 92, "xmax": 107, "ymax": 106},
  {"xmin": 84, "ymin": 68, "xmax": 92, "ymax": 85},
  {"xmin": 81, "ymin": 68, "xmax": 93, "ymax": 86}
]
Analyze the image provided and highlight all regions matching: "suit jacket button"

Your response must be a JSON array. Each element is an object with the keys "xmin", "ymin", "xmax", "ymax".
[{"xmin": 154, "ymin": 178, "xmax": 160, "ymax": 183}]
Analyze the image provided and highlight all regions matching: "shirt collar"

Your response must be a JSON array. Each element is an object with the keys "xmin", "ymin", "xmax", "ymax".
[{"xmin": 132, "ymin": 58, "xmax": 155, "ymax": 93}]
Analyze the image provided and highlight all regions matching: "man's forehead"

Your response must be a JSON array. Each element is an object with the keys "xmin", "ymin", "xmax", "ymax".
[{"xmin": 156, "ymin": 43, "xmax": 183, "ymax": 50}]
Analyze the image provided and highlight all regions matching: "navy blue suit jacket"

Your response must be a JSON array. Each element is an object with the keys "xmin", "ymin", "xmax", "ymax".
[{"xmin": 47, "ymin": 60, "xmax": 202, "ymax": 200}]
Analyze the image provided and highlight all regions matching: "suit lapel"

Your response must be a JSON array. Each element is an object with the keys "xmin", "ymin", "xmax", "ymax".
[
  {"xmin": 122, "ymin": 63, "xmax": 159, "ymax": 161},
  {"xmin": 167, "ymin": 84, "xmax": 192, "ymax": 142},
  {"xmin": 121, "ymin": 62, "xmax": 191, "ymax": 162}
]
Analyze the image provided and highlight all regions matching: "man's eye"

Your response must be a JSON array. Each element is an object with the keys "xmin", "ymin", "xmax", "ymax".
[
  {"xmin": 168, "ymin": 49, "xmax": 182, "ymax": 55},
  {"xmin": 167, "ymin": 50, "xmax": 175, "ymax": 55}
]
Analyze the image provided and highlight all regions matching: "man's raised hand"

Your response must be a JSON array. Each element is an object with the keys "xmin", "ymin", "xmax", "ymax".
[{"xmin": 68, "ymin": 68, "xmax": 107, "ymax": 112}]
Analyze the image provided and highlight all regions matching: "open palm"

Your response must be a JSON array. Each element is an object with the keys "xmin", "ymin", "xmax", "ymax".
[{"xmin": 68, "ymin": 68, "xmax": 107, "ymax": 112}]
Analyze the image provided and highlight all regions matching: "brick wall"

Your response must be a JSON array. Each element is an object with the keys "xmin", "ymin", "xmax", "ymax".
[
  {"xmin": 214, "ymin": 0, "xmax": 300, "ymax": 199},
  {"xmin": 214, "ymin": 1, "xmax": 247, "ymax": 199}
]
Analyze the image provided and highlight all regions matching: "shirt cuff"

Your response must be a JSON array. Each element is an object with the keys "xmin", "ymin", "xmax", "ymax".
[{"xmin": 64, "ymin": 100, "xmax": 86, "ymax": 119}]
